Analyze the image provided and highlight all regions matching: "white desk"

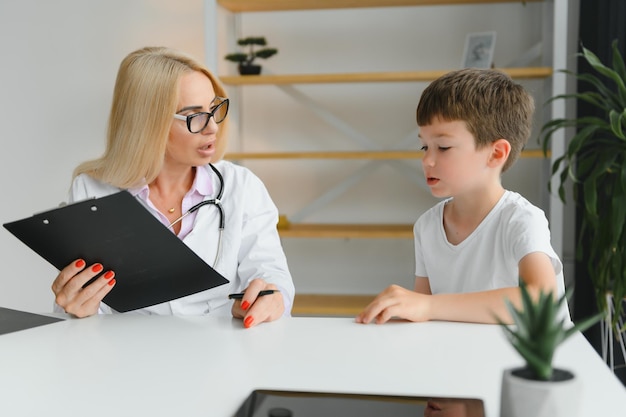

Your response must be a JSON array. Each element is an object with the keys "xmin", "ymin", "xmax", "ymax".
[{"xmin": 0, "ymin": 315, "xmax": 624, "ymax": 416}]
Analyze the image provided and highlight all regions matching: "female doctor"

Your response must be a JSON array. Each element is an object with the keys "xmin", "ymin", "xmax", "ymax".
[{"xmin": 51, "ymin": 46, "xmax": 295, "ymax": 328}]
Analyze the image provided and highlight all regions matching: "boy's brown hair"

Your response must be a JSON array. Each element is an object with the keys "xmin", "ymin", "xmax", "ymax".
[{"xmin": 416, "ymin": 68, "xmax": 534, "ymax": 172}]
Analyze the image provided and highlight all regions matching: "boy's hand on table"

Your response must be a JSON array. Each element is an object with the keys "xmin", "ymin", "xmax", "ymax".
[{"xmin": 355, "ymin": 285, "xmax": 431, "ymax": 324}]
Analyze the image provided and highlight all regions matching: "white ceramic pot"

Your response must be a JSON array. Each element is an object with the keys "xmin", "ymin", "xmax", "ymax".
[{"xmin": 500, "ymin": 367, "xmax": 581, "ymax": 417}]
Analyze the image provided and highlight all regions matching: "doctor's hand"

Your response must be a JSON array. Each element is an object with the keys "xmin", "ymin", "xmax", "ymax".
[
  {"xmin": 231, "ymin": 278, "xmax": 284, "ymax": 329},
  {"xmin": 355, "ymin": 285, "xmax": 432, "ymax": 325},
  {"xmin": 51, "ymin": 259, "xmax": 116, "ymax": 318}
]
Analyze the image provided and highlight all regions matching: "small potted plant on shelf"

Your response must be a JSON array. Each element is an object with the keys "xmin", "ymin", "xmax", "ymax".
[
  {"xmin": 497, "ymin": 283, "xmax": 602, "ymax": 417},
  {"xmin": 224, "ymin": 36, "xmax": 278, "ymax": 75}
]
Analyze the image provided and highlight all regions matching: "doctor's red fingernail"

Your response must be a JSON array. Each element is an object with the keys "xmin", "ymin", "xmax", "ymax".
[
  {"xmin": 91, "ymin": 264, "xmax": 103, "ymax": 273},
  {"xmin": 241, "ymin": 300, "xmax": 250, "ymax": 310},
  {"xmin": 75, "ymin": 259, "xmax": 85, "ymax": 268},
  {"xmin": 244, "ymin": 316, "xmax": 254, "ymax": 328}
]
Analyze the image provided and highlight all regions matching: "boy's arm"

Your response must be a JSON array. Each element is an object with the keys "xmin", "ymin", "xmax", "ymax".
[
  {"xmin": 414, "ymin": 276, "xmax": 432, "ymax": 294},
  {"xmin": 356, "ymin": 252, "xmax": 557, "ymax": 325},
  {"xmin": 427, "ymin": 252, "xmax": 558, "ymax": 324}
]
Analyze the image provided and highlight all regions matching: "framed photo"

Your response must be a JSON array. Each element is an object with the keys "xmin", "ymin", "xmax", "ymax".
[{"xmin": 461, "ymin": 31, "xmax": 496, "ymax": 69}]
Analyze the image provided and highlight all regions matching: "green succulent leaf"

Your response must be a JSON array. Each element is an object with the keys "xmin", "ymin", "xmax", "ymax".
[
  {"xmin": 564, "ymin": 311, "xmax": 605, "ymax": 340},
  {"xmin": 496, "ymin": 284, "xmax": 601, "ymax": 381}
]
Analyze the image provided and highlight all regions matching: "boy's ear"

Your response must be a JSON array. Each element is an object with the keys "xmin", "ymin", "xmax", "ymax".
[{"xmin": 488, "ymin": 139, "xmax": 511, "ymax": 168}]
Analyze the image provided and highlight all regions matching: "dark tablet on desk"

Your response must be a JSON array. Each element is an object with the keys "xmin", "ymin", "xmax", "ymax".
[
  {"xmin": 234, "ymin": 389, "xmax": 485, "ymax": 417},
  {"xmin": 0, "ymin": 307, "xmax": 64, "ymax": 335},
  {"xmin": 3, "ymin": 191, "xmax": 229, "ymax": 312}
]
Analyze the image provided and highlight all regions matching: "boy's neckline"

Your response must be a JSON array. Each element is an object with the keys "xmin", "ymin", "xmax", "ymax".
[{"xmin": 442, "ymin": 189, "xmax": 506, "ymax": 246}]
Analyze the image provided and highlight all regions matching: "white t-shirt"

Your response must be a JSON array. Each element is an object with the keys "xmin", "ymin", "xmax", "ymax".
[{"xmin": 414, "ymin": 191, "xmax": 566, "ymax": 301}]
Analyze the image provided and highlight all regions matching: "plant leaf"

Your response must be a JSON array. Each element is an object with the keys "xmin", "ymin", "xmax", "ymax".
[
  {"xmin": 538, "ymin": 40, "xmax": 626, "ymax": 346},
  {"xmin": 611, "ymin": 39, "xmax": 626, "ymax": 81},
  {"xmin": 609, "ymin": 109, "xmax": 626, "ymax": 139},
  {"xmin": 563, "ymin": 312, "xmax": 604, "ymax": 341},
  {"xmin": 566, "ymin": 123, "xmax": 602, "ymax": 156},
  {"xmin": 582, "ymin": 45, "xmax": 626, "ymax": 104}
]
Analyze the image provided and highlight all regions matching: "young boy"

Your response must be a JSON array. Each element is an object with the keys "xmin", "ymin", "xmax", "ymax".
[{"xmin": 356, "ymin": 68, "xmax": 567, "ymax": 325}]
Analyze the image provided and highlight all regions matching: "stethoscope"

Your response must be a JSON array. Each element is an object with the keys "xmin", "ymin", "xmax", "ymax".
[{"xmin": 167, "ymin": 163, "xmax": 224, "ymax": 266}]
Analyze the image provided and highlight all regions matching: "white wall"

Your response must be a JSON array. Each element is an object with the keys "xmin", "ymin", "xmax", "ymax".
[
  {"xmin": 0, "ymin": 1, "xmax": 562, "ymax": 313},
  {"xmin": 0, "ymin": 0, "xmax": 205, "ymax": 312}
]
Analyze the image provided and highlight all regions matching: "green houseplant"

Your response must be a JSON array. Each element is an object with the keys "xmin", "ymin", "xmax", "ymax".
[
  {"xmin": 539, "ymin": 40, "xmax": 626, "ymax": 335},
  {"xmin": 500, "ymin": 284, "xmax": 602, "ymax": 381},
  {"xmin": 224, "ymin": 36, "xmax": 278, "ymax": 75},
  {"xmin": 498, "ymin": 284, "xmax": 601, "ymax": 417}
]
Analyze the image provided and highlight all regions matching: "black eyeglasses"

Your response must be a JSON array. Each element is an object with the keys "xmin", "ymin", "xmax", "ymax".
[{"xmin": 173, "ymin": 97, "xmax": 229, "ymax": 133}]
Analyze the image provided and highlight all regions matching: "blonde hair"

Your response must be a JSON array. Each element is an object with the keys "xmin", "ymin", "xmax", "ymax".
[
  {"xmin": 74, "ymin": 46, "xmax": 229, "ymax": 188},
  {"xmin": 416, "ymin": 68, "xmax": 534, "ymax": 173}
]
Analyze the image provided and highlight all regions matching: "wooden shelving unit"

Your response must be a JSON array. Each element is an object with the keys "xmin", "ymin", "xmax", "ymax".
[
  {"xmin": 219, "ymin": 67, "xmax": 552, "ymax": 85},
  {"xmin": 292, "ymin": 294, "xmax": 376, "ymax": 316},
  {"xmin": 210, "ymin": 0, "xmax": 564, "ymax": 314},
  {"xmin": 261, "ymin": 150, "xmax": 548, "ymax": 239},
  {"xmin": 278, "ymin": 223, "xmax": 413, "ymax": 239},
  {"xmin": 215, "ymin": 0, "xmax": 554, "ymax": 242},
  {"xmin": 217, "ymin": 0, "xmax": 541, "ymax": 13},
  {"xmin": 224, "ymin": 149, "xmax": 548, "ymax": 160}
]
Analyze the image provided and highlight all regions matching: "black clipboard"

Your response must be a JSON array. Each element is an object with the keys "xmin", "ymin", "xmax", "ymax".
[{"xmin": 3, "ymin": 191, "xmax": 229, "ymax": 312}]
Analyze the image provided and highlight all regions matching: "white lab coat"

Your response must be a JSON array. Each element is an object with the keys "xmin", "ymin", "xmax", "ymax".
[{"xmin": 60, "ymin": 160, "xmax": 295, "ymax": 316}]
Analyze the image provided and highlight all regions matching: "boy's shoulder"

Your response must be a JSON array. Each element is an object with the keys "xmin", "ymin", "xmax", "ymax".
[
  {"xmin": 499, "ymin": 191, "xmax": 545, "ymax": 217},
  {"xmin": 494, "ymin": 191, "xmax": 550, "ymax": 233},
  {"xmin": 414, "ymin": 192, "xmax": 546, "ymax": 230}
]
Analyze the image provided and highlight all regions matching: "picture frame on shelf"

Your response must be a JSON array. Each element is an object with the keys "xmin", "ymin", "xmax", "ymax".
[{"xmin": 461, "ymin": 31, "xmax": 496, "ymax": 68}]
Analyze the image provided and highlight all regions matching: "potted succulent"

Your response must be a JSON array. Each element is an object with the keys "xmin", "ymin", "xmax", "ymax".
[
  {"xmin": 539, "ymin": 40, "xmax": 626, "ymax": 342},
  {"xmin": 224, "ymin": 36, "xmax": 278, "ymax": 75},
  {"xmin": 498, "ymin": 284, "xmax": 602, "ymax": 417}
]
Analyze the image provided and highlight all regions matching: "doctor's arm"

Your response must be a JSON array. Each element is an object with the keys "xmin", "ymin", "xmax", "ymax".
[{"xmin": 230, "ymin": 175, "xmax": 295, "ymax": 328}]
